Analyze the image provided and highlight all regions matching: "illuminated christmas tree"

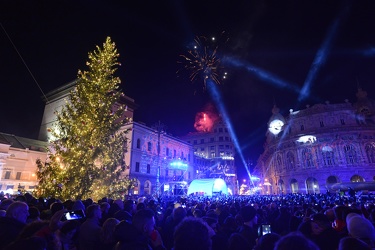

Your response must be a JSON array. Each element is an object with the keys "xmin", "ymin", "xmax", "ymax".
[{"xmin": 35, "ymin": 37, "xmax": 135, "ymax": 201}]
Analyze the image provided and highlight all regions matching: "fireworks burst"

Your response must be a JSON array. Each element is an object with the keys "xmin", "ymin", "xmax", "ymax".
[{"xmin": 178, "ymin": 32, "xmax": 228, "ymax": 91}]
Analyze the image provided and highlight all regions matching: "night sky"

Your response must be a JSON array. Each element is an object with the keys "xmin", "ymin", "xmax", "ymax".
[{"xmin": 1, "ymin": 0, "xmax": 375, "ymax": 178}]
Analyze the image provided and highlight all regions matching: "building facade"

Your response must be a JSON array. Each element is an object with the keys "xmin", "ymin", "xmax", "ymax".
[
  {"xmin": 254, "ymin": 88, "xmax": 375, "ymax": 194},
  {"xmin": 122, "ymin": 122, "xmax": 195, "ymax": 196},
  {"xmin": 39, "ymin": 82, "xmax": 195, "ymax": 196},
  {"xmin": 0, "ymin": 133, "xmax": 48, "ymax": 194},
  {"xmin": 181, "ymin": 119, "xmax": 239, "ymax": 195}
]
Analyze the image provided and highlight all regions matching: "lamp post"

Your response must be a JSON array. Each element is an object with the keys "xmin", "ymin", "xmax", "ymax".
[{"xmin": 153, "ymin": 121, "xmax": 166, "ymax": 196}]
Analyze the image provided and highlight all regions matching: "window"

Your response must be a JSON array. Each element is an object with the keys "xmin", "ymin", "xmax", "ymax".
[
  {"xmin": 174, "ymin": 150, "xmax": 176, "ymax": 158},
  {"xmin": 194, "ymin": 140, "xmax": 197, "ymax": 145},
  {"xmin": 147, "ymin": 164, "xmax": 150, "ymax": 174},
  {"xmin": 302, "ymin": 148, "xmax": 314, "ymax": 168},
  {"xmin": 135, "ymin": 162, "xmax": 140, "ymax": 172},
  {"xmin": 320, "ymin": 121, "xmax": 324, "ymax": 127},
  {"xmin": 210, "ymin": 138, "xmax": 214, "ymax": 142},
  {"xmin": 219, "ymin": 137, "xmax": 223, "ymax": 142},
  {"xmin": 225, "ymin": 137, "xmax": 229, "ymax": 141},
  {"xmin": 136, "ymin": 138, "xmax": 141, "ymax": 149},
  {"xmin": 200, "ymin": 139, "xmax": 204, "ymax": 144},
  {"xmin": 301, "ymin": 125, "xmax": 304, "ymax": 131},
  {"xmin": 165, "ymin": 168, "xmax": 169, "ymax": 177},
  {"xmin": 340, "ymin": 119, "xmax": 345, "ymax": 125},
  {"xmin": 200, "ymin": 147, "xmax": 204, "ymax": 151},
  {"xmin": 16, "ymin": 172, "xmax": 21, "ymax": 180},
  {"xmin": 210, "ymin": 146, "xmax": 215, "ymax": 151},
  {"xmin": 322, "ymin": 146, "xmax": 335, "ymax": 166},
  {"xmin": 148, "ymin": 142, "xmax": 152, "ymax": 151},
  {"xmin": 286, "ymin": 152, "xmax": 295, "ymax": 170},
  {"xmin": 225, "ymin": 128, "xmax": 228, "ymax": 133},
  {"xmin": 344, "ymin": 144, "xmax": 358, "ymax": 165},
  {"xmin": 4, "ymin": 171, "xmax": 11, "ymax": 179},
  {"xmin": 219, "ymin": 128, "xmax": 223, "ymax": 132},
  {"xmin": 166, "ymin": 147, "xmax": 169, "ymax": 157}
]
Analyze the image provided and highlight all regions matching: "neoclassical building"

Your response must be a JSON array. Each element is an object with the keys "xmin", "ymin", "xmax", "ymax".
[
  {"xmin": 39, "ymin": 82, "xmax": 195, "ymax": 196},
  {"xmin": 254, "ymin": 88, "xmax": 375, "ymax": 194},
  {"xmin": 122, "ymin": 122, "xmax": 195, "ymax": 195},
  {"xmin": 0, "ymin": 133, "xmax": 48, "ymax": 194},
  {"xmin": 181, "ymin": 119, "xmax": 239, "ymax": 195}
]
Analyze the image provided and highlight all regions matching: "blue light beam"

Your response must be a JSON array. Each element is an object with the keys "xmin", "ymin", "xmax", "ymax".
[
  {"xmin": 298, "ymin": 2, "xmax": 350, "ymax": 101},
  {"xmin": 206, "ymin": 79, "xmax": 255, "ymax": 188},
  {"xmin": 223, "ymin": 56, "xmax": 301, "ymax": 94}
]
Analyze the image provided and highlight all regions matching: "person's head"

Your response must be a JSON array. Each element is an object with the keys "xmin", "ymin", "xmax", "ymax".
[
  {"xmin": 346, "ymin": 213, "xmax": 375, "ymax": 243},
  {"xmin": 86, "ymin": 204, "xmax": 101, "ymax": 219},
  {"xmin": 132, "ymin": 208, "xmax": 155, "ymax": 236},
  {"xmin": 114, "ymin": 199, "xmax": 124, "ymax": 210},
  {"xmin": 297, "ymin": 220, "xmax": 314, "ymax": 238},
  {"xmin": 27, "ymin": 206, "xmax": 40, "ymax": 222},
  {"xmin": 339, "ymin": 236, "xmax": 371, "ymax": 250},
  {"xmin": 6, "ymin": 201, "xmax": 29, "ymax": 223},
  {"xmin": 240, "ymin": 205, "xmax": 257, "ymax": 224},
  {"xmin": 173, "ymin": 206, "xmax": 187, "ymax": 223},
  {"xmin": 124, "ymin": 200, "xmax": 136, "ymax": 213},
  {"xmin": 100, "ymin": 202, "xmax": 110, "ymax": 214},
  {"xmin": 227, "ymin": 233, "xmax": 250, "ymax": 250},
  {"xmin": 254, "ymin": 232, "xmax": 281, "ymax": 250},
  {"xmin": 101, "ymin": 218, "xmax": 120, "ymax": 244},
  {"xmin": 136, "ymin": 202, "xmax": 146, "ymax": 211},
  {"xmin": 60, "ymin": 220, "xmax": 80, "ymax": 240},
  {"xmin": 0, "ymin": 198, "xmax": 14, "ymax": 210},
  {"xmin": 310, "ymin": 213, "xmax": 331, "ymax": 235},
  {"xmin": 173, "ymin": 217, "xmax": 212, "ymax": 250},
  {"xmin": 274, "ymin": 232, "xmax": 319, "ymax": 250},
  {"xmin": 50, "ymin": 202, "xmax": 64, "ymax": 215}
]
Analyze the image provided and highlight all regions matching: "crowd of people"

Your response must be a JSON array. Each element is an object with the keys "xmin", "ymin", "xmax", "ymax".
[{"xmin": 1, "ymin": 191, "xmax": 375, "ymax": 250}]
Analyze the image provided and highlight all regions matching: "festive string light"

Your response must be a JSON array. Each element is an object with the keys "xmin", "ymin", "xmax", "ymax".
[{"xmin": 34, "ymin": 37, "xmax": 135, "ymax": 201}]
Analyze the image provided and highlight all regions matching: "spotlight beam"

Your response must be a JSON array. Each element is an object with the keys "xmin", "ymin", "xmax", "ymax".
[
  {"xmin": 298, "ymin": 2, "xmax": 350, "ymax": 101},
  {"xmin": 223, "ymin": 56, "xmax": 301, "ymax": 94},
  {"xmin": 206, "ymin": 79, "xmax": 255, "ymax": 188}
]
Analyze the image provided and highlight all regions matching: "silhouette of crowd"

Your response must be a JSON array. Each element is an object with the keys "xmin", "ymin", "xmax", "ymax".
[{"xmin": 1, "ymin": 191, "xmax": 375, "ymax": 250}]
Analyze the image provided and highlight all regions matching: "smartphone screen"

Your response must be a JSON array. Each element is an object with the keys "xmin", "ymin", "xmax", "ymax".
[
  {"xmin": 62, "ymin": 210, "xmax": 86, "ymax": 221},
  {"xmin": 262, "ymin": 224, "xmax": 271, "ymax": 235}
]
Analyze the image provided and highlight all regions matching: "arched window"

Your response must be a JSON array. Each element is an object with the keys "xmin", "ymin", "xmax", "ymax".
[
  {"xmin": 344, "ymin": 144, "xmax": 358, "ymax": 165},
  {"xmin": 302, "ymin": 148, "xmax": 315, "ymax": 168},
  {"xmin": 306, "ymin": 177, "xmax": 319, "ymax": 194},
  {"xmin": 286, "ymin": 152, "xmax": 295, "ymax": 170},
  {"xmin": 290, "ymin": 179, "xmax": 298, "ymax": 193},
  {"xmin": 322, "ymin": 145, "xmax": 335, "ymax": 166},
  {"xmin": 350, "ymin": 175, "xmax": 364, "ymax": 182},
  {"xmin": 148, "ymin": 142, "xmax": 152, "ymax": 151},
  {"xmin": 136, "ymin": 138, "xmax": 141, "ymax": 149},
  {"xmin": 365, "ymin": 144, "xmax": 375, "ymax": 163}
]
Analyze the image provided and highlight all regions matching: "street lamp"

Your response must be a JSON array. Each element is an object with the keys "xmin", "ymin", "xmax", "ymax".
[{"xmin": 153, "ymin": 121, "xmax": 166, "ymax": 196}]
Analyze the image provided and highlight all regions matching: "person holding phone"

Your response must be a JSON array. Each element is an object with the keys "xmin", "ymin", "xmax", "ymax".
[{"xmin": 238, "ymin": 205, "xmax": 258, "ymax": 250}]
